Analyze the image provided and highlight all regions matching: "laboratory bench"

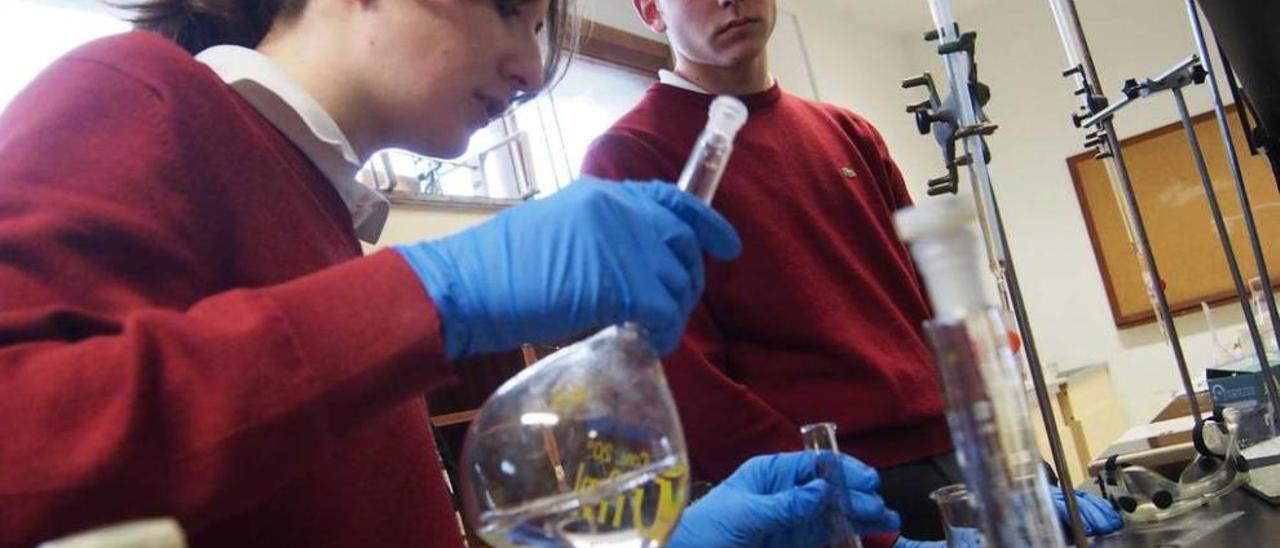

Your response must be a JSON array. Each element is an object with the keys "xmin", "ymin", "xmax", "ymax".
[{"xmin": 1079, "ymin": 390, "xmax": 1280, "ymax": 546}]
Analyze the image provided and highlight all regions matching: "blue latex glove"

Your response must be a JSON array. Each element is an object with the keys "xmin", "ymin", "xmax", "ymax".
[
  {"xmin": 892, "ymin": 527, "xmax": 983, "ymax": 548},
  {"xmin": 396, "ymin": 178, "xmax": 741, "ymax": 359},
  {"xmin": 1053, "ymin": 487, "xmax": 1124, "ymax": 536},
  {"xmin": 668, "ymin": 452, "xmax": 900, "ymax": 548}
]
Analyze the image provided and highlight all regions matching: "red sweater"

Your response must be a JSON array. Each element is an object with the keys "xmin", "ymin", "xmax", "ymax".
[
  {"xmin": 583, "ymin": 84, "xmax": 952, "ymax": 478},
  {"xmin": 0, "ymin": 32, "xmax": 464, "ymax": 547}
]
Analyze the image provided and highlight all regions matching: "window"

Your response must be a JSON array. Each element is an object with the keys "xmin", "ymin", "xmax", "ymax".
[
  {"xmin": 363, "ymin": 23, "xmax": 666, "ymax": 206},
  {"xmin": 517, "ymin": 55, "xmax": 657, "ymax": 194},
  {"xmin": 0, "ymin": 1, "xmax": 130, "ymax": 111}
]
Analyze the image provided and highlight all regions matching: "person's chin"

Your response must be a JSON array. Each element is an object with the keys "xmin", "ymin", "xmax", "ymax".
[
  {"xmin": 412, "ymin": 131, "xmax": 470, "ymax": 160},
  {"xmin": 710, "ymin": 39, "xmax": 767, "ymax": 63}
]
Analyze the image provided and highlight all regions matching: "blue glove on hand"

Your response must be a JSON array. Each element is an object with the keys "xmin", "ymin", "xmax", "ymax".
[
  {"xmin": 396, "ymin": 178, "xmax": 741, "ymax": 359},
  {"xmin": 668, "ymin": 452, "xmax": 900, "ymax": 548},
  {"xmin": 892, "ymin": 528, "xmax": 983, "ymax": 548},
  {"xmin": 1053, "ymin": 487, "xmax": 1124, "ymax": 536}
]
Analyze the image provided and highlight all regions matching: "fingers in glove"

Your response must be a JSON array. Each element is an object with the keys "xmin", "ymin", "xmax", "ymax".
[
  {"xmin": 746, "ymin": 478, "xmax": 832, "ymax": 539},
  {"xmin": 648, "ymin": 214, "xmax": 704, "ymax": 315},
  {"xmin": 843, "ymin": 491, "xmax": 887, "ymax": 523},
  {"xmin": 629, "ymin": 286, "xmax": 684, "ymax": 355},
  {"xmin": 621, "ymin": 226, "xmax": 690, "ymax": 354},
  {"xmin": 851, "ymin": 506, "xmax": 901, "ymax": 535},
  {"xmin": 624, "ymin": 181, "xmax": 742, "ymax": 261},
  {"xmin": 838, "ymin": 454, "xmax": 880, "ymax": 491}
]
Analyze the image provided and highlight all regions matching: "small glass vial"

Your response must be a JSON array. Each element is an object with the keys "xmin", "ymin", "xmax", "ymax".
[{"xmin": 800, "ymin": 422, "xmax": 863, "ymax": 548}]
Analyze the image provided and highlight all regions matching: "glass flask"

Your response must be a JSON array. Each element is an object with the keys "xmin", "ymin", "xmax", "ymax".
[
  {"xmin": 460, "ymin": 95, "xmax": 747, "ymax": 547},
  {"xmin": 460, "ymin": 325, "xmax": 689, "ymax": 547}
]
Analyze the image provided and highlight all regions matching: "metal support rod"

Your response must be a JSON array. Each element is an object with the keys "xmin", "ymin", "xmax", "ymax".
[
  {"xmin": 1171, "ymin": 87, "xmax": 1280, "ymax": 421},
  {"xmin": 1081, "ymin": 93, "xmax": 1139, "ymax": 129},
  {"xmin": 1046, "ymin": 0, "xmax": 1203, "ymax": 427},
  {"xmin": 1080, "ymin": 55, "xmax": 1201, "ymax": 128},
  {"xmin": 1107, "ymin": 125, "xmax": 1205, "ymax": 428},
  {"xmin": 1186, "ymin": 0, "xmax": 1280, "ymax": 419},
  {"xmin": 923, "ymin": 2, "xmax": 1087, "ymax": 544}
]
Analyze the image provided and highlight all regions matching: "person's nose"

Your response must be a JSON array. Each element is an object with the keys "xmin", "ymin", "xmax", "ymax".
[{"xmin": 503, "ymin": 40, "xmax": 546, "ymax": 98}]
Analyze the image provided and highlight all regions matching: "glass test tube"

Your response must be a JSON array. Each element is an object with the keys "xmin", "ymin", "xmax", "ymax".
[
  {"xmin": 677, "ymin": 96, "xmax": 748, "ymax": 204},
  {"xmin": 800, "ymin": 422, "xmax": 863, "ymax": 548}
]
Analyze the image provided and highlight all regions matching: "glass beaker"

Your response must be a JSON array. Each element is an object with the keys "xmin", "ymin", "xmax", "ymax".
[
  {"xmin": 459, "ymin": 324, "xmax": 689, "ymax": 547},
  {"xmin": 930, "ymin": 484, "xmax": 987, "ymax": 548}
]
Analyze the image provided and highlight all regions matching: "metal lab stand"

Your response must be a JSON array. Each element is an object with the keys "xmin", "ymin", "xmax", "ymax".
[{"xmin": 902, "ymin": 1, "xmax": 1091, "ymax": 544}]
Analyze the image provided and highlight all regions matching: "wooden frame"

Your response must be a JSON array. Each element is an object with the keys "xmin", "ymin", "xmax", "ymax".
[
  {"xmin": 578, "ymin": 21, "xmax": 672, "ymax": 76},
  {"xmin": 1068, "ymin": 104, "xmax": 1280, "ymax": 328}
]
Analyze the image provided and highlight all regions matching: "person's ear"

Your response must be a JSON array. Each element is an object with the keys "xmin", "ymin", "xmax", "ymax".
[{"xmin": 633, "ymin": 0, "xmax": 667, "ymax": 34}]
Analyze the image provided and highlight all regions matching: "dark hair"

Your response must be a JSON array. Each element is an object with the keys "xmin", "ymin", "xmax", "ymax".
[
  {"xmin": 535, "ymin": 0, "xmax": 580, "ymax": 96},
  {"xmin": 124, "ymin": 0, "xmax": 307, "ymax": 54},
  {"xmin": 124, "ymin": 0, "xmax": 579, "ymax": 95}
]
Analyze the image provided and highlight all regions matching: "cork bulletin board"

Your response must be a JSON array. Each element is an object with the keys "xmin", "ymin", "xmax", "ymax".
[{"xmin": 1068, "ymin": 104, "xmax": 1280, "ymax": 328}]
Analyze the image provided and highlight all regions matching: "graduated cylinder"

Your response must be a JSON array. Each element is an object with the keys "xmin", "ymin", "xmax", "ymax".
[{"xmin": 895, "ymin": 197, "xmax": 1063, "ymax": 547}]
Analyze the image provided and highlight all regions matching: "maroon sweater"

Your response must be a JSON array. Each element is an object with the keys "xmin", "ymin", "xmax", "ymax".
[
  {"xmin": 0, "ymin": 32, "xmax": 464, "ymax": 547},
  {"xmin": 583, "ymin": 84, "xmax": 951, "ymax": 478}
]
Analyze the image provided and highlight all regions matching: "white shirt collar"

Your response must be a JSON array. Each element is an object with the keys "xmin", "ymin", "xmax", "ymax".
[
  {"xmin": 657, "ymin": 69, "xmax": 778, "ymax": 96},
  {"xmin": 196, "ymin": 45, "xmax": 389, "ymax": 244},
  {"xmin": 658, "ymin": 69, "xmax": 710, "ymax": 94}
]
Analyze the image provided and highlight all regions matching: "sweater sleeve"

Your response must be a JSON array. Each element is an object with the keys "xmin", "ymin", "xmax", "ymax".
[
  {"xmin": 870, "ymin": 127, "xmax": 916, "ymax": 211},
  {"xmin": 583, "ymin": 133, "xmax": 803, "ymax": 481},
  {"xmin": 0, "ymin": 56, "xmax": 453, "ymax": 544},
  {"xmin": 838, "ymin": 110, "xmax": 916, "ymax": 211}
]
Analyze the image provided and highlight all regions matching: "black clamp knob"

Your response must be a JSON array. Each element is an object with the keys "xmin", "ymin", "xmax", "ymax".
[
  {"xmin": 1072, "ymin": 108, "xmax": 1091, "ymax": 128},
  {"xmin": 1122, "ymin": 78, "xmax": 1143, "ymax": 99},
  {"xmin": 927, "ymin": 174, "xmax": 959, "ymax": 196},
  {"xmin": 914, "ymin": 110, "xmax": 935, "ymax": 135},
  {"xmin": 1191, "ymin": 63, "xmax": 1208, "ymax": 85}
]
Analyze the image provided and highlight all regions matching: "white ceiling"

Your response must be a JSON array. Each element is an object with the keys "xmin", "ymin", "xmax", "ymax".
[{"xmin": 792, "ymin": 0, "xmax": 1005, "ymax": 35}]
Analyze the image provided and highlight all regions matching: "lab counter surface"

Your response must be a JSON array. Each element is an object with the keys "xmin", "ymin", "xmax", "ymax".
[{"xmin": 1088, "ymin": 489, "xmax": 1280, "ymax": 546}]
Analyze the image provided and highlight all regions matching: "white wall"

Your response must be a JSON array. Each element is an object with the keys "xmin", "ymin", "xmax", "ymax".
[
  {"xmin": 899, "ymin": 0, "xmax": 1257, "ymax": 427},
  {"xmin": 783, "ymin": 3, "xmax": 939, "ymax": 195}
]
